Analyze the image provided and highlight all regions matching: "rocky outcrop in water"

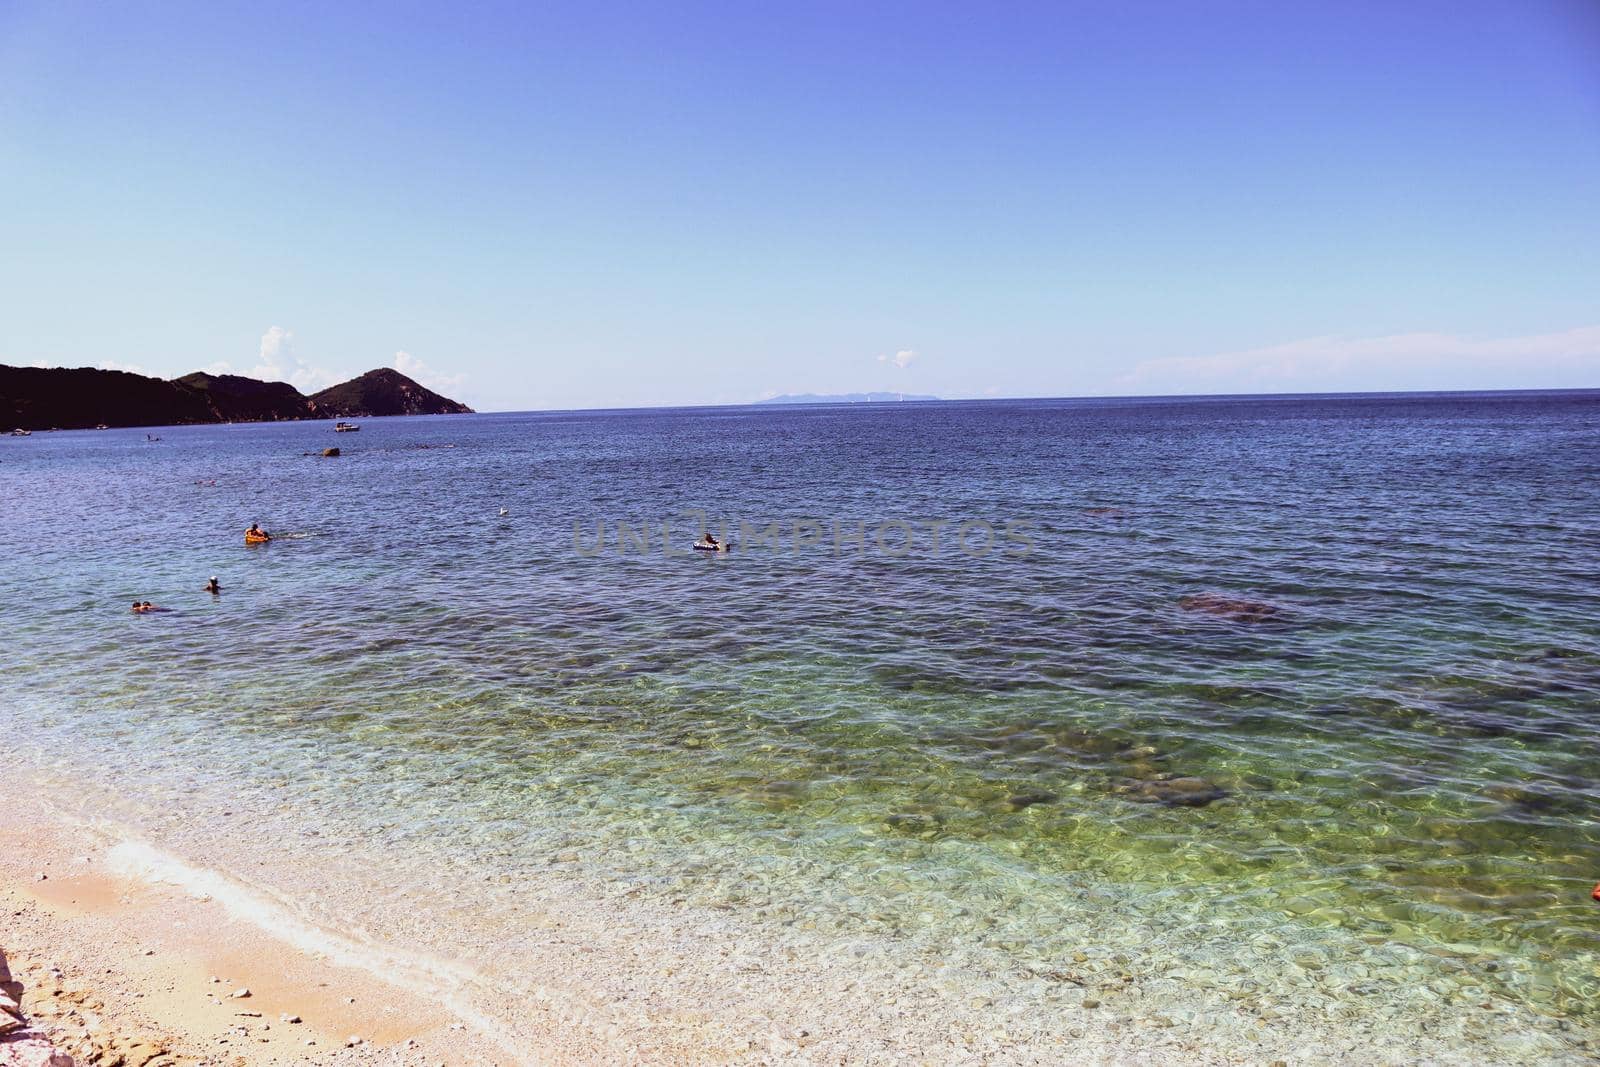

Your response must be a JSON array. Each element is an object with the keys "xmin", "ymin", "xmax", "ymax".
[{"xmin": 1178, "ymin": 593, "xmax": 1281, "ymax": 622}]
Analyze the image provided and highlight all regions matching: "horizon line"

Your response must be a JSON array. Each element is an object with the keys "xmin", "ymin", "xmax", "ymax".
[{"xmin": 473, "ymin": 383, "xmax": 1600, "ymax": 418}]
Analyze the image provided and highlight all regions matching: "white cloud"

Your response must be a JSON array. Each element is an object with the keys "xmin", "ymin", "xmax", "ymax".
[
  {"xmin": 1117, "ymin": 326, "xmax": 1600, "ymax": 393},
  {"xmin": 393, "ymin": 350, "xmax": 465, "ymax": 394},
  {"xmin": 97, "ymin": 360, "xmax": 146, "ymax": 374},
  {"xmin": 877, "ymin": 348, "xmax": 917, "ymax": 369},
  {"xmin": 248, "ymin": 326, "xmax": 342, "ymax": 392}
]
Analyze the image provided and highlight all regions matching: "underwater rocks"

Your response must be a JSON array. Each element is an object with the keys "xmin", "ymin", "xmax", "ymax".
[
  {"xmin": 959, "ymin": 721, "xmax": 1140, "ymax": 762},
  {"xmin": 1115, "ymin": 775, "xmax": 1228, "ymax": 808},
  {"xmin": 1002, "ymin": 792, "xmax": 1059, "ymax": 812},
  {"xmin": 1178, "ymin": 593, "xmax": 1280, "ymax": 623},
  {"xmin": 883, "ymin": 810, "xmax": 945, "ymax": 835},
  {"xmin": 1483, "ymin": 782, "xmax": 1588, "ymax": 817}
]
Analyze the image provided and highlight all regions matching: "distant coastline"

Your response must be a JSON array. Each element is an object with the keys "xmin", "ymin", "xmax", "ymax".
[
  {"xmin": 758, "ymin": 391, "xmax": 940, "ymax": 405},
  {"xmin": 0, "ymin": 364, "xmax": 472, "ymax": 431}
]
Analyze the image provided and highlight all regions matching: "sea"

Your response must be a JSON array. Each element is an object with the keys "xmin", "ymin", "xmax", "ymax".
[{"xmin": 3, "ymin": 391, "xmax": 1599, "ymax": 1061}]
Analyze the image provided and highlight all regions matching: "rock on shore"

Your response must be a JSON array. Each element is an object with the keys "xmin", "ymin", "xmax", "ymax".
[{"xmin": 0, "ymin": 948, "xmax": 75, "ymax": 1067}]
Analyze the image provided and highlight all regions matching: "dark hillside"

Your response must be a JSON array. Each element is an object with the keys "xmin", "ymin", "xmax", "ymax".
[{"xmin": 309, "ymin": 369, "xmax": 473, "ymax": 417}]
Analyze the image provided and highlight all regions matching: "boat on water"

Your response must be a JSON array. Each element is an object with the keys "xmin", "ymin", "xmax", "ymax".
[
  {"xmin": 334, "ymin": 421, "xmax": 360, "ymax": 432},
  {"xmin": 10, "ymin": 428, "xmax": 31, "ymax": 436}
]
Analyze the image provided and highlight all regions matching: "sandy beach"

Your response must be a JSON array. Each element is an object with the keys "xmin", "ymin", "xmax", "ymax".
[{"xmin": 0, "ymin": 794, "xmax": 508, "ymax": 1067}]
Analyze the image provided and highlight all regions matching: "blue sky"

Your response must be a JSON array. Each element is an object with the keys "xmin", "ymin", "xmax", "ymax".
[{"xmin": 2, "ymin": 1, "xmax": 1597, "ymax": 410}]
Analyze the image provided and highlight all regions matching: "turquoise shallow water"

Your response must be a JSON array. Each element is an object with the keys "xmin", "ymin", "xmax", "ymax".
[{"xmin": 3, "ymin": 393, "xmax": 1600, "ymax": 1052}]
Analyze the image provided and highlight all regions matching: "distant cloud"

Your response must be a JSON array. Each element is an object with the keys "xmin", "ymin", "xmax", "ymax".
[
  {"xmin": 236, "ymin": 329, "xmax": 337, "ymax": 391},
  {"xmin": 877, "ymin": 348, "xmax": 917, "ymax": 369},
  {"xmin": 97, "ymin": 360, "xmax": 146, "ymax": 375},
  {"xmin": 393, "ymin": 350, "xmax": 465, "ymax": 394},
  {"xmin": 247, "ymin": 326, "xmax": 342, "ymax": 392},
  {"xmin": 1118, "ymin": 326, "xmax": 1600, "ymax": 393}
]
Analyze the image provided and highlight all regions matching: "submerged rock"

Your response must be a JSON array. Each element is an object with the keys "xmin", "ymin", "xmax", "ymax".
[
  {"xmin": 321, "ymin": 447, "xmax": 340, "ymax": 457},
  {"xmin": 884, "ymin": 810, "xmax": 945, "ymax": 834},
  {"xmin": 1002, "ymin": 791, "xmax": 1059, "ymax": 812},
  {"xmin": 1483, "ymin": 783, "xmax": 1586, "ymax": 816},
  {"xmin": 1115, "ymin": 775, "xmax": 1228, "ymax": 808},
  {"xmin": 1178, "ymin": 593, "xmax": 1280, "ymax": 622}
]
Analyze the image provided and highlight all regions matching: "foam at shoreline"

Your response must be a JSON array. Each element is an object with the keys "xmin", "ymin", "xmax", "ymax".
[{"xmin": 100, "ymin": 838, "xmax": 532, "ymax": 1063}]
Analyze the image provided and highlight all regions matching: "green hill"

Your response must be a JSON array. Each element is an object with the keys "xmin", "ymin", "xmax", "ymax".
[
  {"xmin": 0, "ymin": 364, "xmax": 472, "ymax": 431},
  {"xmin": 1, "ymin": 365, "xmax": 214, "ymax": 430},
  {"xmin": 309, "ymin": 368, "xmax": 474, "ymax": 418},
  {"xmin": 174, "ymin": 372, "xmax": 313, "ymax": 422}
]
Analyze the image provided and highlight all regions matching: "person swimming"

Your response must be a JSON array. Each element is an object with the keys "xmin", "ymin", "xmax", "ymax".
[
  {"xmin": 204, "ymin": 576, "xmax": 221, "ymax": 594},
  {"xmin": 695, "ymin": 531, "xmax": 720, "ymax": 549},
  {"xmin": 246, "ymin": 523, "xmax": 271, "ymax": 541},
  {"xmin": 132, "ymin": 600, "xmax": 166, "ymax": 613},
  {"xmin": 131, "ymin": 600, "xmax": 145, "ymax": 613}
]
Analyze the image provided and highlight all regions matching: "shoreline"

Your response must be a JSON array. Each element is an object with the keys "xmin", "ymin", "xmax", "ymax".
[
  {"xmin": 0, "ymin": 794, "xmax": 507, "ymax": 1066},
  {"xmin": 4, "ymin": 773, "xmax": 1593, "ymax": 1066}
]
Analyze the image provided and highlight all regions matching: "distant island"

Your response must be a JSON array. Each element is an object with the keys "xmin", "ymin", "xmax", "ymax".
[
  {"xmin": 758, "ymin": 391, "xmax": 940, "ymax": 405},
  {"xmin": 0, "ymin": 365, "xmax": 472, "ymax": 431}
]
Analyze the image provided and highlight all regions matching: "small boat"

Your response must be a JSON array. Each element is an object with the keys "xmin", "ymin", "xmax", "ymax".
[
  {"xmin": 9, "ymin": 428, "xmax": 31, "ymax": 437},
  {"xmin": 334, "ymin": 421, "xmax": 360, "ymax": 432},
  {"xmin": 693, "ymin": 538, "xmax": 731, "ymax": 553},
  {"xmin": 94, "ymin": 423, "xmax": 109, "ymax": 430},
  {"xmin": 245, "ymin": 532, "xmax": 272, "ymax": 544},
  {"xmin": 146, "ymin": 433, "xmax": 162, "ymax": 442}
]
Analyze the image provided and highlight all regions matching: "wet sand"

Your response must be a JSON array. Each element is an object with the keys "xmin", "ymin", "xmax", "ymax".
[{"xmin": 0, "ymin": 796, "xmax": 502, "ymax": 1066}]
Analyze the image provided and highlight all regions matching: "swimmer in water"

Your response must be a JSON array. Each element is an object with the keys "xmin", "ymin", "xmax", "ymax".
[{"xmin": 204, "ymin": 576, "xmax": 221, "ymax": 594}]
